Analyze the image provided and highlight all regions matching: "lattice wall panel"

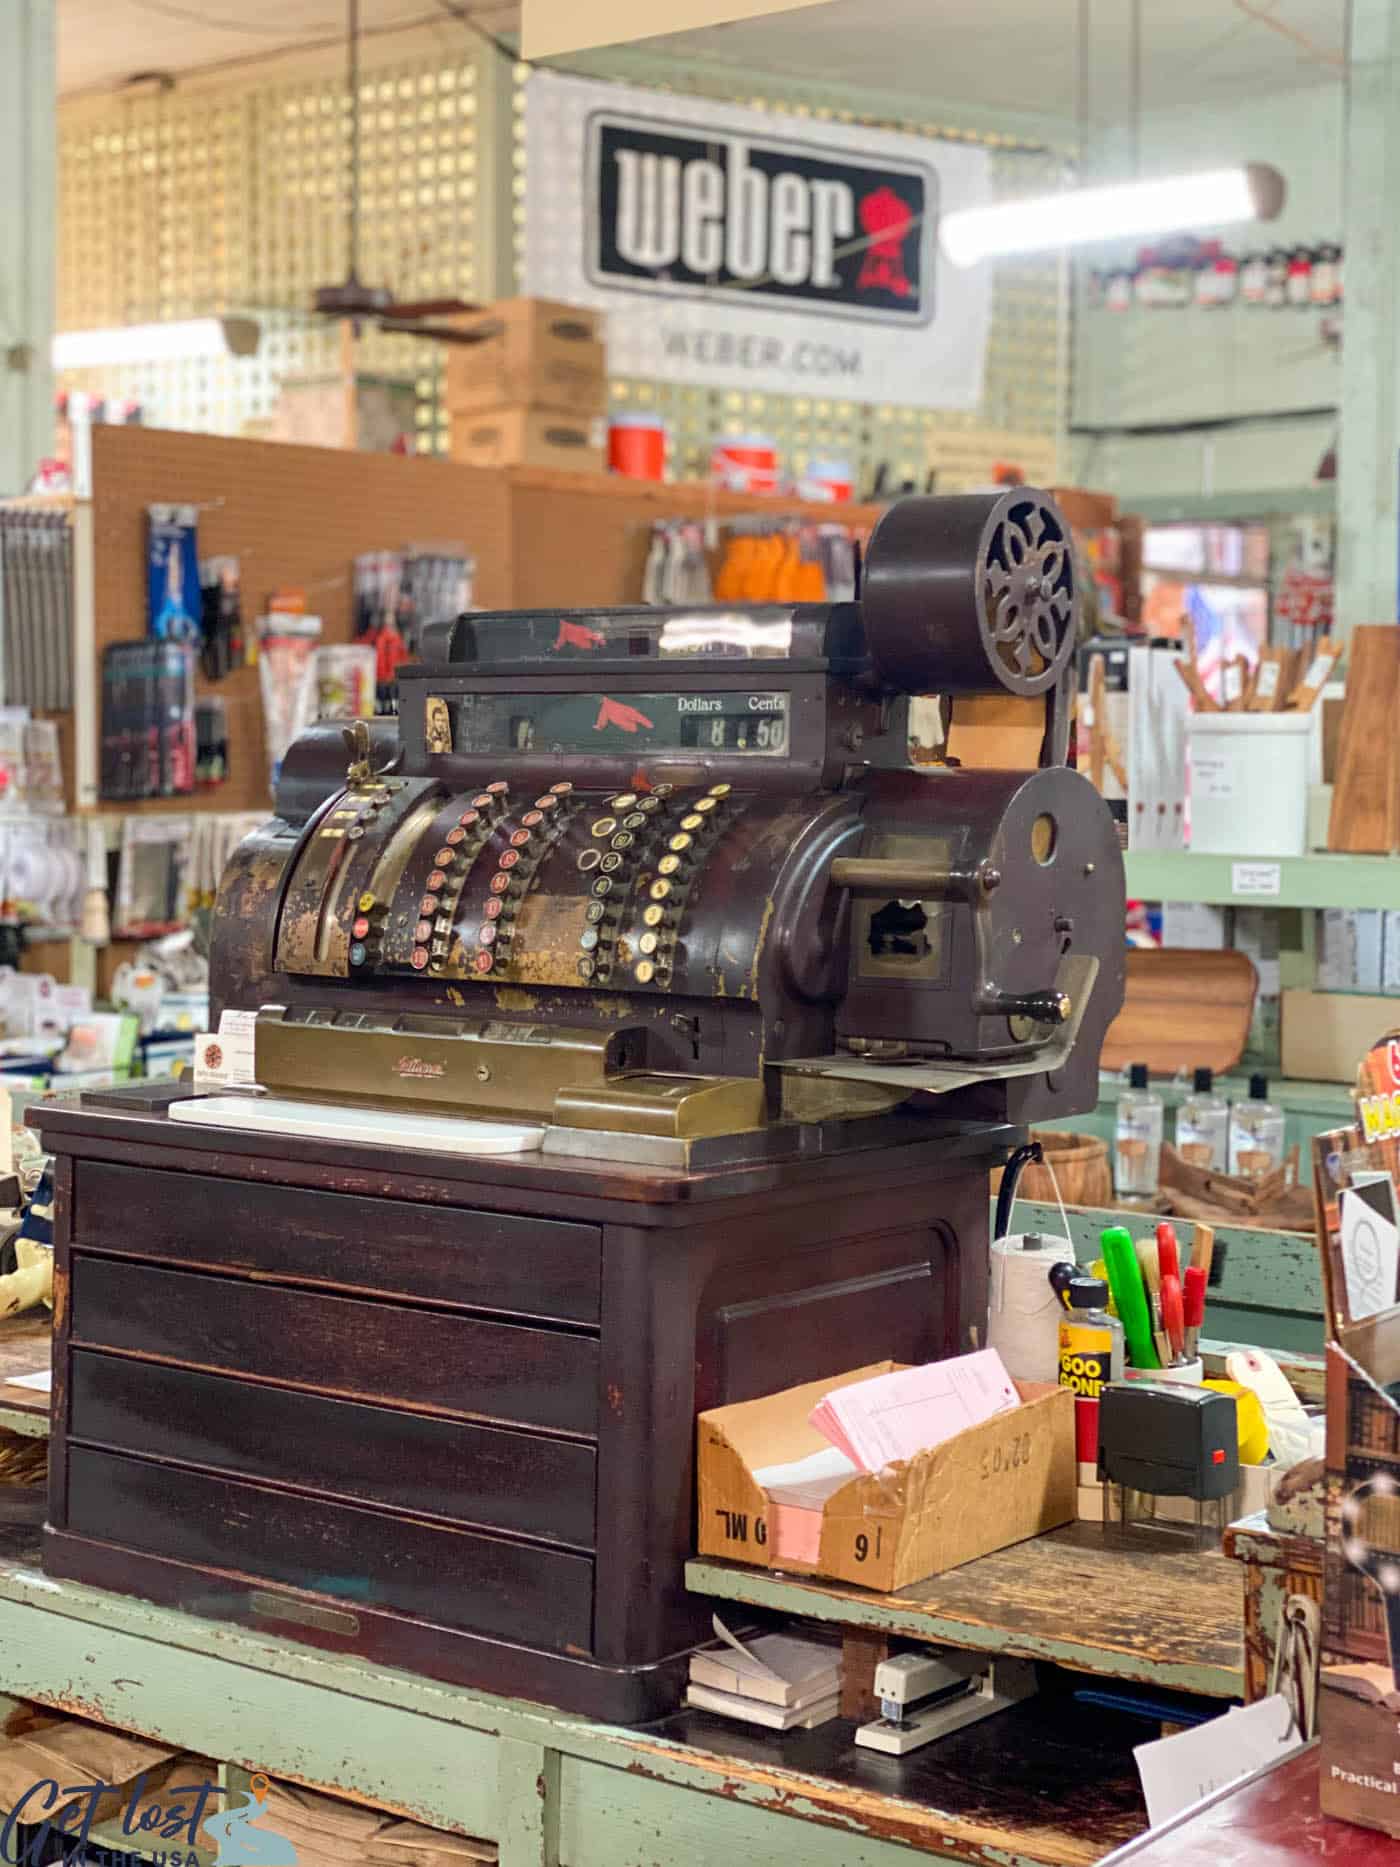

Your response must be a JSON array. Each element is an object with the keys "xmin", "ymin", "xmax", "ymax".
[
  {"xmin": 57, "ymin": 51, "xmax": 481, "ymax": 451},
  {"xmin": 513, "ymin": 67, "xmax": 1066, "ymax": 494}
]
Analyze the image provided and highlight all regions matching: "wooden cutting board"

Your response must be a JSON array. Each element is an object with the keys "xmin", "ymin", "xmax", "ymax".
[
  {"xmin": 1328, "ymin": 624, "xmax": 1400, "ymax": 853},
  {"xmin": 1100, "ymin": 947, "xmax": 1259, "ymax": 1075}
]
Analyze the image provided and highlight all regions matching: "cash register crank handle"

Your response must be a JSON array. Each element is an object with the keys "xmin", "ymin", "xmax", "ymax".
[{"xmin": 829, "ymin": 856, "xmax": 1073, "ymax": 1028}]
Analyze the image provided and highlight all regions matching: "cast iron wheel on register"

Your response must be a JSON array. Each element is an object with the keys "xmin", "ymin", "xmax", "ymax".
[{"xmin": 34, "ymin": 491, "xmax": 1124, "ymax": 1721}]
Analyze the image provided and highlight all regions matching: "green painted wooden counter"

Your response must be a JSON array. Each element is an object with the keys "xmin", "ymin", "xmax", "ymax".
[
  {"xmin": 0, "ymin": 1195, "xmax": 1325, "ymax": 1867},
  {"xmin": 0, "ymin": 1526, "xmax": 1151, "ymax": 1867},
  {"xmin": 688, "ymin": 1520, "xmax": 1245, "ymax": 1701}
]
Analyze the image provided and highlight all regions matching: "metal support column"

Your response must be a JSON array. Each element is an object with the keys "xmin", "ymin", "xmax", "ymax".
[
  {"xmin": 0, "ymin": 0, "xmax": 56, "ymax": 496},
  {"xmin": 471, "ymin": 41, "xmax": 520, "ymax": 302},
  {"xmin": 1336, "ymin": 0, "xmax": 1400, "ymax": 640}
]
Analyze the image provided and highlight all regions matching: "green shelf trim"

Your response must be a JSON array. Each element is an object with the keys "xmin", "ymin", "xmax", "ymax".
[{"xmin": 1124, "ymin": 849, "xmax": 1400, "ymax": 911}]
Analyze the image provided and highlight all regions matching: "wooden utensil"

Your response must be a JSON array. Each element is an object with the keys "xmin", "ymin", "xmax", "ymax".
[{"xmin": 1288, "ymin": 635, "xmax": 1338, "ymax": 712}]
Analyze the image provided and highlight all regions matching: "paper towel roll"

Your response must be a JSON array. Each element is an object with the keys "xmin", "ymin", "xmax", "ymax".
[{"xmin": 988, "ymin": 1231, "xmax": 1075, "ymax": 1384}]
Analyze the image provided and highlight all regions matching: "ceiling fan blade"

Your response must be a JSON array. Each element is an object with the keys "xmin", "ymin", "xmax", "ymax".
[
  {"xmin": 377, "ymin": 319, "xmax": 503, "ymax": 344},
  {"xmin": 382, "ymin": 297, "xmax": 485, "ymax": 321}
]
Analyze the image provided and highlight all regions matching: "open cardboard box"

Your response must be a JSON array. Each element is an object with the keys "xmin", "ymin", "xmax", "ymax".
[{"xmin": 697, "ymin": 1361, "xmax": 1075, "ymax": 1594}]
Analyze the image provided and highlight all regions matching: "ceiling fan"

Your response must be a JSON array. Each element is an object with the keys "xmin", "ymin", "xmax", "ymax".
[{"xmin": 311, "ymin": 0, "xmax": 487, "ymax": 342}]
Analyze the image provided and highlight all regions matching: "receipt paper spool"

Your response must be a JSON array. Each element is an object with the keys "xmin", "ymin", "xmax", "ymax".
[{"xmin": 989, "ymin": 1231, "xmax": 1076, "ymax": 1383}]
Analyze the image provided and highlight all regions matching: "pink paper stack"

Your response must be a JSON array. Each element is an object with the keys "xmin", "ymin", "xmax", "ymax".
[{"xmin": 753, "ymin": 1349, "xmax": 1020, "ymax": 1566}]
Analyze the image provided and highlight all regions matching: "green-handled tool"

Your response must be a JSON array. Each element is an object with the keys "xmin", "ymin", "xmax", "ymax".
[{"xmin": 1101, "ymin": 1225, "xmax": 1161, "ymax": 1371}]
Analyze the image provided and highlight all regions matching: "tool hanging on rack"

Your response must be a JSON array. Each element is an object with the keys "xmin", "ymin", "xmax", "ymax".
[
  {"xmin": 0, "ymin": 506, "xmax": 74, "ymax": 713},
  {"xmin": 639, "ymin": 518, "xmax": 861, "ymax": 607}
]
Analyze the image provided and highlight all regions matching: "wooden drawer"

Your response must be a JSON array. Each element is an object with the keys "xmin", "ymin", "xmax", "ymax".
[
  {"xmin": 65, "ymin": 1446, "xmax": 594, "ymax": 1654},
  {"xmin": 71, "ymin": 1159, "xmax": 600, "ymax": 1324},
  {"xmin": 69, "ymin": 1351, "xmax": 596, "ymax": 1550},
  {"xmin": 70, "ymin": 1257, "xmax": 599, "ymax": 1436}
]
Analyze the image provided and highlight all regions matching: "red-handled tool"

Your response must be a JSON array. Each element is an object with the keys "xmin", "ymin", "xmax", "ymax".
[
  {"xmin": 1160, "ymin": 1273, "xmax": 1185, "ymax": 1363},
  {"xmin": 1155, "ymin": 1221, "xmax": 1180, "ymax": 1286},
  {"xmin": 1183, "ymin": 1264, "xmax": 1207, "ymax": 1359}
]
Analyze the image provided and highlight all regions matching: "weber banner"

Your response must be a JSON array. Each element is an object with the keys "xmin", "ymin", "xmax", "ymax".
[{"xmin": 524, "ymin": 73, "xmax": 993, "ymax": 409}]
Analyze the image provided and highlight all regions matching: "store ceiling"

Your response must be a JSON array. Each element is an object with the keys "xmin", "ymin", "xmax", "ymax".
[
  {"xmin": 57, "ymin": 0, "xmax": 519, "ymax": 96},
  {"xmin": 639, "ymin": 0, "xmax": 1347, "ymax": 117},
  {"xmin": 58, "ymin": 0, "xmax": 1345, "ymax": 110}
]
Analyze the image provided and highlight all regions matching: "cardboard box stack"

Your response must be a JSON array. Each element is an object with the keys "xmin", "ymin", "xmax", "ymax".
[{"xmin": 445, "ymin": 298, "xmax": 607, "ymax": 471}]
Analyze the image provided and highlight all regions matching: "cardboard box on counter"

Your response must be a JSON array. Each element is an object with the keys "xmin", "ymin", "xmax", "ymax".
[
  {"xmin": 1282, "ymin": 989, "xmax": 1399, "ymax": 1083},
  {"xmin": 444, "ymin": 297, "xmax": 607, "ymax": 414},
  {"xmin": 697, "ymin": 1362, "xmax": 1075, "ymax": 1594},
  {"xmin": 1321, "ymin": 1311, "xmax": 1400, "ymax": 1837},
  {"xmin": 448, "ymin": 405, "xmax": 606, "ymax": 472}
]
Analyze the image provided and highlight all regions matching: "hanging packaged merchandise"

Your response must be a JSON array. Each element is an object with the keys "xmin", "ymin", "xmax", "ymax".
[
  {"xmin": 0, "ymin": 507, "xmax": 75, "ymax": 712},
  {"xmin": 195, "ymin": 697, "xmax": 229, "ymax": 789},
  {"xmin": 1239, "ymin": 251, "xmax": 1269, "ymax": 305},
  {"xmin": 1264, "ymin": 248, "xmax": 1290, "ymax": 307},
  {"xmin": 146, "ymin": 505, "xmax": 202, "ymax": 645},
  {"xmin": 198, "ymin": 556, "xmax": 245, "ymax": 681},
  {"xmin": 1134, "ymin": 243, "xmax": 1192, "ymax": 308},
  {"xmin": 1311, "ymin": 242, "xmax": 1342, "ymax": 307},
  {"xmin": 257, "ymin": 615, "xmax": 322, "ymax": 787},
  {"xmin": 99, "ymin": 642, "xmax": 195, "ymax": 801},
  {"xmin": 1194, "ymin": 246, "xmax": 1238, "ymax": 308},
  {"xmin": 115, "ymin": 816, "xmax": 193, "ymax": 939},
  {"xmin": 313, "ymin": 644, "xmax": 377, "ymax": 721},
  {"xmin": 1104, "ymin": 268, "xmax": 1134, "ymax": 312},
  {"xmin": 1286, "ymin": 248, "xmax": 1315, "ymax": 307},
  {"xmin": 353, "ymin": 548, "xmax": 473, "ymax": 714},
  {"xmin": 641, "ymin": 522, "xmax": 712, "ymax": 606}
]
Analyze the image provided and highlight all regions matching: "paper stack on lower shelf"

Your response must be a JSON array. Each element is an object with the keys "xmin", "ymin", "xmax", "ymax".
[{"xmin": 685, "ymin": 1623, "xmax": 841, "ymax": 1731}]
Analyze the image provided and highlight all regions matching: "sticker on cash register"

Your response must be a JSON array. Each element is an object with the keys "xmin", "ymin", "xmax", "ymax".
[{"xmin": 194, "ymin": 1009, "xmax": 257, "ymax": 1090}]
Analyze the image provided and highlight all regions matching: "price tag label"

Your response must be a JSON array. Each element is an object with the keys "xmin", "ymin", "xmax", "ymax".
[
  {"xmin": 1193, "ymin": 754, "xmax": 1234, "ymax": 801},
  {"xmin": 1231, "ymin": 860, "xmax": 1282, "ymax": 899}
]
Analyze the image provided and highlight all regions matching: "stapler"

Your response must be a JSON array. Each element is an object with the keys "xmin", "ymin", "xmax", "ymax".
[{"xmin": 854, "ymin": 1649, "xmax": 1037, "ymax": 1755}]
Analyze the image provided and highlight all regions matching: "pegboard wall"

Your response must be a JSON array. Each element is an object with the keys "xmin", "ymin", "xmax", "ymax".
[
  {"xmin": 57, "ymin": 42, "xmax": 1068, "ymax": 490},
  {"xmin": 83, "ymin": 424, "xmax": 505, "ymax": 813},
  {"xmin": 511, "ymin": 64, "xmax": 1068, "ymax": 493}
]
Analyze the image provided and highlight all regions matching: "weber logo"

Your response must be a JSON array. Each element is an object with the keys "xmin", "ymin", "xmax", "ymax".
[{"xmin": 587, "ymin": 111, "xmax": 935, "ymax": 325}]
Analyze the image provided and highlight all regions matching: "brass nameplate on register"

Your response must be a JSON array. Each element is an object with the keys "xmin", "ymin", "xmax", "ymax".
[{"xmin": 254, "ymin": 1007, "xmax": 765, "ymax": 1139}]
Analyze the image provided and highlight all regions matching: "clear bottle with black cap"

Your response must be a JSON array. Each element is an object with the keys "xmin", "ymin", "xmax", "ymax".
[
  {"xmin": 1177, "ymin": 1065, "xmax": 1229, "ymax": 1170},
  {"xmin": 1114, "ymin": 1062, "xmax": 1163, "ymax": 1196},
  {"xmin": 1228, "ymin": 1072, "xmax": 1284, "ymax": 1179}
]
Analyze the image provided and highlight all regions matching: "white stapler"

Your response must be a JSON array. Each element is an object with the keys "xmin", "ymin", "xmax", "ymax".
[{"xmin": 854, "ymin": 1649, "xmax": 1037, "ymax": 1755}]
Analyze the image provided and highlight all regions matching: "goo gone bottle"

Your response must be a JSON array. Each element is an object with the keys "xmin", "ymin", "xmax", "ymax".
[{"xmin": 1056, "ymin": 1274, "xmax": 1125, "ymax": 1484}]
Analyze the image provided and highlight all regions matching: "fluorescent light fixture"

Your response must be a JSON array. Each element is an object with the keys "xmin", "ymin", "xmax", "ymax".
[
  {"xmin": 52, "ymin": 316, "xmax": 261, "ymax": 370},
  {"xmin": 940, "ymin": 163, "xmax": 1286, "ymax": 268}
]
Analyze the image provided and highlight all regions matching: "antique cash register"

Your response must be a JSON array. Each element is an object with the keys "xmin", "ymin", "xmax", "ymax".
[{"xmin": 35, "ymin": 491, "xmax": 1125, "ymax": 1720}]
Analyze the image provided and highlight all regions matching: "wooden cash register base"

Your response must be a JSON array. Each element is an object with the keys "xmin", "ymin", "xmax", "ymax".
[{"xmin": 33, "ymin": 1091, "xmax": 1008, "ymax": 1723}]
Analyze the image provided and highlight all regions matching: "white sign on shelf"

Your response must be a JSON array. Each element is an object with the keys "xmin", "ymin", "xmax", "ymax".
[{"xmin": 1231, "ymin": 861, "xmax": 1283, "ymax": 899}]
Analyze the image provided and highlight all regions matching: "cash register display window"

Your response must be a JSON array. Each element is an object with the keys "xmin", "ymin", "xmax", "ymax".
[
  {"xmin": 453, "ymin": 690, "xmax": 791, "ymax": 757},
  {"xmin": 460, "ymin": 610, "xmax": 795, "ymax": 662}
]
